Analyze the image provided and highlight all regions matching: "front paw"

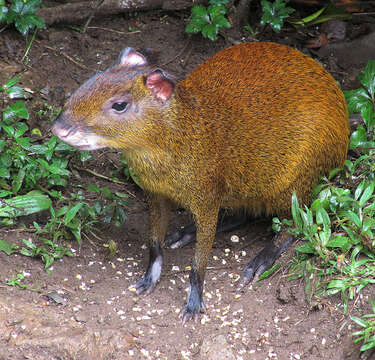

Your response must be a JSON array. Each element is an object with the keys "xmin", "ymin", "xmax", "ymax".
[
  {"xmin": 180, "ymin": 296, "xmax": 206, "ymax": 323},
  {"xmin": 133, "ymin": 246, "xmax": 162, "ymax": 295},
  {"xmin": 180, "ymin": 272, "xmax": 206, "ymax": 323},
  {"xmin": 134, "ymin": 272, "xmax": 157, "ymax": 295}
]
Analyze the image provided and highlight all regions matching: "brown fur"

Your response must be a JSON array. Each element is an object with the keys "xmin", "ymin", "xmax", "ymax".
[{"xmin": 55, "ymin": 42, "xmax": 349, "ymax": 288}]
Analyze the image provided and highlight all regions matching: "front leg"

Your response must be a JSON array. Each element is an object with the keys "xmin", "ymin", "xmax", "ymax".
[
  {"xmin": 134, "ymin": 194, "xmax": 171, "ymax": 294},
  {"xmin": 181, "ymin": 206, "xmax": 219, "ymax": 323}
]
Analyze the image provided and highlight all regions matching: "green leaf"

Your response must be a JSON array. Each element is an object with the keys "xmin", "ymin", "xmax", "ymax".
[
  {"xmin": 186, "ymin": 6, "xmax": 210, "ymax": 34},
  {"xmin": 14, "ymin": 16, "xmax": 34, "ymax": 36},
  {"xmin": 0, "ymin": 239, "xmax": 18, "ymax": 255},
  {"xmin": 354, "ymin": 180, "xmax": 366, "ymax": 200},
  {"xmin": 361, "ymin": 341, "xmax": 375, "ymax": 352},
  {"xmin": 212, "ymin": 14, "xmax": 231, "ymax": 29},
  {"xmin": 14, "ymin": 122, "xmax": 28, "ymax": 138},
  {"xmin": 12, "ymin": 168, "xmax": 25, "ymax": 194},
  {"xmin": 80, "ymin": 150, "xmax": 92, "ymax": 162},
  {"xmin": 344, "ymin": 88, "xmax": 371, "ymax": 117},
  {"xmin": 64, "ymin": 202, "xmax": 83, "ymax": 225},
  {"xmin": 291, "ymin": 191, "xmax": 301, "ymax": 228},
  {"xmin": 202, "ymin": 23, "xmax": 218, "ymax": 41},
  {"xmin": 359, "ymin": 60, "xmax": 375, "ymax": 99},
  {"xmin": 0, "ymin": 167, "xmax": 10, "ymax": 179},
  {"xmin": 258, "ymin": 263, "xmax": 281, "ymax": 281},
  {"xmin": 359, "ymin": 182, "xmax": 374, "ymax": 207},
  {"xmin": 316, "ymin": 207, "xmax": 330, "ymax": 228},
  {"xmin": 6, "ymin": 86, "xmax": 27, "ymax": 99},
  {"xmin": 345, "ymin": 210, "xmax": 362, "ymax": 228},
  {"xmin": 361, "ymin": 102, "xmax": 375, "ymax": 130},
  {"xmin": 326, "ymin": 236, "xmax": 350, "ymax": 249},
  {"xmin": 3, "ymin": 77, "xmax": 21, "ymax": 89},
  {"xmin": 20, "ymin": 13, "xmax": 45, "ymax": 30},
  {"xmin": 208, "ymin": 4, "xmax": 226, "ymax": 17},
  {"xmin": 350, "ymin": 315, "xmax": 367, "ymax": 327},
  {"xmin": 349, "ymin": 125, "xmax": 368, "ymax": 149},
  {"xmin": 0, "ymin": 5, "xmax": 8, "ymax": 22},
  {"xmin": 296, "ymin": 242, "xmax": 315, "ymax": 254},
  {"xmin": 3, "ymin": 101, "xmax": 29, "ymax": 121},
  {"xmin": 191, "ymin": 4, "xmax": 209, "ymax": 18},
  {"xmin": 10, "ymin": 0, "xmax": 42, "ymax": 16},
  {"xmin": 0, "ymin": 191, "xmax": 51, "ymax": 218}
]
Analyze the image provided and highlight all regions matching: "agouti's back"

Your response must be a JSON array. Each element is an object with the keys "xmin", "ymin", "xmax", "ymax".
[
  {"xmin": 174, "ymin": 42, "xmax": 348, "ymax": 216},
  {"xmin": 52, "ymin": 42, "xmax": 349, "ymax": 321}
]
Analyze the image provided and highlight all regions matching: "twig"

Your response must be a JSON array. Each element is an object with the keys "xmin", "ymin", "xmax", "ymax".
[
  {"xmin": 36, "ymin": 41, "xmax": 90, "ymax": 70},
  {"xmin": 86, "ymin": 26, "xmax": 141, "ymax": 35},
  {"xmin": 74, "ymin": 166, "xmax": 137, "ymax": 198},
  {"xmin": 83, "ymin": 0, "xmax": 105, "ymax": 33}
]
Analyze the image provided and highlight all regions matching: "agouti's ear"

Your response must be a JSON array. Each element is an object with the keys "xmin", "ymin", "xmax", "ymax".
[
  {"xmin": 118, "ymin": 48, "xmax": 148, "ymax": 67},
  {"xmin": 145, "ymin": 69, "xmax": 175, "ymax": 103}
]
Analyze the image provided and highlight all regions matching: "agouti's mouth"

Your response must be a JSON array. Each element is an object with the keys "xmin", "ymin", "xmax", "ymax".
[{"xmin": 52, "ymin": 117, "xmax": 107, "ymax": 151}]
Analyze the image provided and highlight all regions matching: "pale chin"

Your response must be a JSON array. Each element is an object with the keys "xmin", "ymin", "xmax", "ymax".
[
  {"xmin": 74, "ymin": 143, "xmax": 107, "ymax": 151},
  {"xmin": 53, "ymin": 127, "xmax": 107, "ymax": 151}
]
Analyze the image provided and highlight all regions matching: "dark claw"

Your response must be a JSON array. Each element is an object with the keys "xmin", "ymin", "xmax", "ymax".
[
  {"xmin": 180, "ymin": 302, "xmax": 205, "ymax": 324},
  {"xmin": 134, "ymin": 273, "xmax": 156, "ymax": 295},
  {"xmin": 133, "ymin": 242, "xmax": 162, "ymax": 295},
  {"xmin": 240, "ymin": 234, "xmax": 295, "ymax": 288},
  {"xmin": 180, "ymin": 266, "xmax": 205, "ymax": 323}
]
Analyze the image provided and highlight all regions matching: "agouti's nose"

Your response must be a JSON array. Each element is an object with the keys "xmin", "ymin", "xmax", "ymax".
[{"xmin": 51, "ymin": 116, "xmax": 71, "ymax": 138}]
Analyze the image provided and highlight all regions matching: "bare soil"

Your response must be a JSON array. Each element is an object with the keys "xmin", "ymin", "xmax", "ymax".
[{"xmin": 1, "ymin": 7, "xmax": 375, "ymax": 360}]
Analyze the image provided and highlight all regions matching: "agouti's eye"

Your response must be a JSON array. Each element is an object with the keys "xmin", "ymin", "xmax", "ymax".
[{"xmin": 112, "ymin": 102, "xmax": 129, "ymax": 112}]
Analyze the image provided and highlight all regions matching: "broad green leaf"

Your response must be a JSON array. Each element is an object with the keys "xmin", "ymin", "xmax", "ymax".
[
  {"xmin": 14, "ymin": 122, "xmax": 28, "ymax": 138},
  {"xmin": 64, "ymin": 202, "xmax": 83, "ymax": 225},
  {"xmin": 361, "ymin": 102, "xmax": 375, "ymax": 130},
  {"xmin": 4, "ymin": 77, "xmax": 20, "ymax": 89},
  {"xmin": 0, "ymin": 191, "xmax": 51, "ymax": 217},
  {"xmin": 0, "ymin": 5, "xmax": 8, "ymax": 22},
  {"xmin": 350, "ymin": 125, "xmax": 369, "ymax": 149},
  {"xmin": 3, "ymin": 101, "xmax": 29, "ymax": 121},
  {"xmin": 359, "ymin": 182, "xmax": 374, "ymax": 207},
  {"xmin": 350, "ymin": 315, "xmax": 367, "ymax": 327},
  {"xmin": 344, "ymin": 88, "xmax": 371, "ymax": 117},
  {"xmin": 191, "ymin": 4, "xmax": 209, "ymax": 18},
  {"xmin": 316, "ymin": 207, "xmax": 330, "ymax": 227},
  {"xmin": 361, "ymin": 341, "xmax": 375, "ymax": 352},
  {"xmin": 12, "ymin": 168, "xmax": 25, "ymax": 194},
  {"xmin": 258, "ymin": 263, "xmax": 281, "ymax": 281},
  {"xmin": 10, "ymin": 0, "xmax": 42, "ymax": 15},
  {"xmin": 359, "ymin": 60, "xmax": 375, "ymax": 99},
  {"xmin": 326, "ymin": 236, "xmax": 350, "ymax": 249},
  {"xmin": 6, "ymin": 86, "xmax": 27, "ymax": 99},
  {"xmin": 296, "ymin": 242, "xmax": 315, "ymax": 254},
  {"xmin": 0, "ymin": 239, "xmax": 18, "ymax": 255},
  {"xmin": 0, "ymin": 167, "xmax": 10, "ymax": 178},
  {"xmin": 15, "ymin": 16, "xmax": 34, "ymax": 36},
  {"xmin": 202, "ymin": 23, "xmax": 218, "ymax": 41},
  {"xmin": 345, "ymin": 210, "xmax": 362, "ymax": 228}
]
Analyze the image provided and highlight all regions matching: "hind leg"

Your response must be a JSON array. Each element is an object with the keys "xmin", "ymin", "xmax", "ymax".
[
  {"xmin": 240, "ymin": 231, "xmax": 295, "ymax": 287},
  {"xmin": 165, "ymin": 211, "xmax": 250, "ymax": 248},
  {"xmin": 239, "ymin": 188, "xmax": 306, "ymax": 286}
]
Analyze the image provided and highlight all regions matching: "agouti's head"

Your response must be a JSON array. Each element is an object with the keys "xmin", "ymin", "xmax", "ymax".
[{"xmin": 52, "ymin": 48, "xmax": 175, "ymax": 151}]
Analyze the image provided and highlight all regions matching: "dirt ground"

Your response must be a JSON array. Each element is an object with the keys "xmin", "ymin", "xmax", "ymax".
[{"xmin": 1, "ymin": 5, "xmax": 375, "ymax": 360}]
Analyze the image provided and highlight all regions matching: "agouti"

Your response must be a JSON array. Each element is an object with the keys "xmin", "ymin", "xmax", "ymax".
[{"xmin": 52, "ymin": 42, "xmax": 349, "ymax": 322}]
